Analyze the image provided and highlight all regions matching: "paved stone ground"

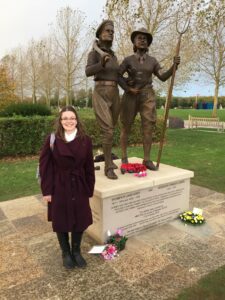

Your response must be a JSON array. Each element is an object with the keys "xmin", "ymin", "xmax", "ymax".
[{"xmin": 1, "ymin": 185, "xmax": 225, "ymax": 300}]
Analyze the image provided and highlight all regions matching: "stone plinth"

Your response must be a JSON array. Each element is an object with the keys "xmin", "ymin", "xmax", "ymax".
[{"xmin": 87, "ymin": 157, "xmax": 194, "ymax": 243}]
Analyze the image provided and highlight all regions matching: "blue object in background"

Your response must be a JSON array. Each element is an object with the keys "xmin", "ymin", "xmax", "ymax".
[{"xmin": 207, "ymin": 103, "xmax": 213, "ymax": 109}]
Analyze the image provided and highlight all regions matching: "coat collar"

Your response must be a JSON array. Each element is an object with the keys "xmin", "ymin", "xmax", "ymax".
[{"xmin": 55, "ymin": 136, "xmax": 79, "ymax": 158}]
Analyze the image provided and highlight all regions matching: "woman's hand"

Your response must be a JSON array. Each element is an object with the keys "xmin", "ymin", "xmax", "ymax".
[{"xmin": 43, "ymin": 195, "xmax": 52, "ymax": 202}]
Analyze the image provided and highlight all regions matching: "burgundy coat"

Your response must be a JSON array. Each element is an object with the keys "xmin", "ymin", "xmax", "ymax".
[{"xmin": 39, "ymin": 134, "xmax": 95, "ymax": 232}]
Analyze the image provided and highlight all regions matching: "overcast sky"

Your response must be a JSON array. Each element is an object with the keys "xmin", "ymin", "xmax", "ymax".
[
  {"xmin": 0, "ymin": 0, "xmax": 106, "ymax": 58},
  {"xmin": 0, "ymin": 0, "xmax": 224, "ymax": 97}
]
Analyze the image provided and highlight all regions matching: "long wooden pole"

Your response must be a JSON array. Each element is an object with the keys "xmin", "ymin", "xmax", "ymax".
[{"xmin": 156, "ymin": 34, "xmax": 182, "ymax": 169}]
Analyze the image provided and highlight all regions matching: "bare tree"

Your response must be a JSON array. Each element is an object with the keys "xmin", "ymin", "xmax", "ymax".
[
  {"xmin": 105, "ymin": 0, "xmax": 198, "ymax": 93},
  {"xmin": 53, "ymin": 7, "xmax": 91, "ymax": 105},
  {"xmin": 105, "ymin": 1, "xmax": 136, "ymax": 60},
  {"xmin": 16, "ymin": 47, "xmax": 27, "ymax": 101},
  {"xmin": 38, "ymin": 37, "xmax": 56, "ymax": 106},
  {"xmin": 26, "ymin": 39, "xmax": 42, "ymax": 103},
  {"xmin": 196, "ymin": 0, "xmax": 225, "ymax": 116}
]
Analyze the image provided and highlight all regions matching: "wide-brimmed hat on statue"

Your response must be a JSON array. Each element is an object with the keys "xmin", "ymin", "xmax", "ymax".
[
  {"xmin": 131, "ymin": 27, "xmax": 153, "ymax": 46},
  {"xmin": 96, "ymin": 20, "xmax": 114, "ymax": 39}
]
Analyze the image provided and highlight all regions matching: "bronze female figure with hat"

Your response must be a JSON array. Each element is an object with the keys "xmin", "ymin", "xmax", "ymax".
[
  {"xmin": 119, "ymin": 27, "xmax": 180, "ymax": 170},
  {"xmin": 85, "ymin": 20, "xmax": 120, "ymax": 180}
]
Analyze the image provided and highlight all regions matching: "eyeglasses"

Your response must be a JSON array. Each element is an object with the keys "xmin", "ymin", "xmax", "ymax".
[{"xmin": 61, "ymin": 117, "xmax": 77, "ymax": 121}]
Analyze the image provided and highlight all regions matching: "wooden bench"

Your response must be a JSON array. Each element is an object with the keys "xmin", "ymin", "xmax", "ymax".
[{"xmin": 188, "ymin": 115, "xmax": 224, "ymax": 132}]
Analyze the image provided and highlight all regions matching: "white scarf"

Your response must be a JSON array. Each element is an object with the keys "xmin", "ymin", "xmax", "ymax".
[{"xmin": 65, "ymin": 129, "xmax": 77, "ymax": 142}]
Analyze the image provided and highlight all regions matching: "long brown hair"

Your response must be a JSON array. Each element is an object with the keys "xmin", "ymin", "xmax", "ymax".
[{"xmin": 55, "ymin": 106, "xmax": 86, "ymax": 141}]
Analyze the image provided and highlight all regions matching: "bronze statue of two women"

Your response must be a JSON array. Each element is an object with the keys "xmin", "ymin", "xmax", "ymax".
[{"xmin": 86, "ymin": 20, "xmax": 180, "ymax": 179}]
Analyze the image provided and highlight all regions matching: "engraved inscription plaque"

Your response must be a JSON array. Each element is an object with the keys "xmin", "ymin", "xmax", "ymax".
[{"xmin": 103, "ymin": 180, "xmax": 188, "ymax": 239}]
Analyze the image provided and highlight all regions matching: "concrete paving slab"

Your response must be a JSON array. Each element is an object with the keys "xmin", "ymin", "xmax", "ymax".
[
  {"xmin": 132, "ymin": 263, "xmax": 199, "ymax": 300},
  {"xmin": 79, "ymin": 281, "xmax": 145, "ymax": 300},
  {"xmin": 190, "ymin": 185, "xmax": 216, "ymax": 198},
  {"xmin": 189, "ymin": 196, "xmax": 216, "ymax": 210},
  {"xmin": 159, "ymin": 236, "xmax": 225, "ymax": 277},
  {"xmin": 0, "ymin": 207, "xmax": 7, "ymax": 221},
  {"xmin": 108, "ymin": 246, "xmax": 171, "ymax": 283},
  {"xmin": 204, "ymin": 202, "xmax": 225, "ymax": 218},
  {"xmin": 0, "ymin": 219, "xmax": 16, "ymax": 238},
  {"xmin": 0, "ymin": 278, "xmax": 58, "ymax": 300},
  {"xmin": 12, "ymin": 214, "xmax": 52, "ymax": 240},
  {"xmin": 0, "ymin": 234, "xmax": 44, "ymax": 289},
  {"xmin": 134, "ymin": 223, "xmax": 188, "ymax": 248},
  {"xmin": 169, "ymin": 219, "xmax": 220, "ymax": 239},
  {"xmin": 0, "ymin": 196, "xmax": 45, "ymax": 220}
]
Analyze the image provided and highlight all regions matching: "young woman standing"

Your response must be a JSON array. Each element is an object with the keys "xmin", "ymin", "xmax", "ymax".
[{"xmin": 39, "ymin": 106, "xmax": 95, "ymax": 269}]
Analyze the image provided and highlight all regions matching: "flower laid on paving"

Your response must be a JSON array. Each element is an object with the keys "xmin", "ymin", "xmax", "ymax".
[
  {"xmin": 101, "ymin": 228, "xmax": 128, "ymax": 260},
  {"xmin": 179, "ymin": 208, "xmax": 205, "ymax": 225},
  {"xmin": 101, "ymin": 244, "xmax": 118, "ymax": 260}
]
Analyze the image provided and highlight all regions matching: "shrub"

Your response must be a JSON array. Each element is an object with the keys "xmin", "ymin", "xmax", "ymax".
[
  {"xmin": 0, "ymin": 116, "xmax": 55, "ymax": 157},
  {"xmin": 0, "ymin": 103, "xmax": 51, "ymax": 117},
  {"xmin": 0, "ymin": 115, "xmax": 164, "ymax": 157}
]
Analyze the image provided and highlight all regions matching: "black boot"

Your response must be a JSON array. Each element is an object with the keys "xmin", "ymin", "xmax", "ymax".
[
  {"xmin": 56, "ymin": 232, "xmax": 75, "ymax": 269},
  {"xmin": 71, "ymin": 231, "xmax": 87, "ymax": 268}
]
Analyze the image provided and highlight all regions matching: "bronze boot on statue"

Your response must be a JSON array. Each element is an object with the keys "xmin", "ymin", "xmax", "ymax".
[
  {"xmin": 112, "ymin": 161, "xmax": 118, "ymax": 169},
  {"xmin": 143, "ymin": 160, "xmax": 157, "ymax": 171},
  {"xmin": 105, "ymin": 167, "xmax": 118, "ymax": 179},
  {"xmin": 143, "ymin": 134, "xmax": 157, "ymax": 171},
  {"xmin": 103, "ymin": 144, "xmax": 118, "ymax": 179}
]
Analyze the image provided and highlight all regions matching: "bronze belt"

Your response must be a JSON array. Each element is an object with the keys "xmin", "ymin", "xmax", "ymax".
[{"xmin": 95, "ymin": 80, "xmax": 117, "ymax": 87}]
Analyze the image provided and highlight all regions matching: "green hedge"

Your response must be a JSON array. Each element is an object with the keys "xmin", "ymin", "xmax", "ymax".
[
  {"xmin": 0, "ymin": 103, "xmax": 51, "ymax": 117},
  {"xmin": 0, "ymin": 116, "xmax": 55, "ymax": 157},
  {"xmin": 0, "ymin": 115, "xmax": 164, "ymax": 157}
]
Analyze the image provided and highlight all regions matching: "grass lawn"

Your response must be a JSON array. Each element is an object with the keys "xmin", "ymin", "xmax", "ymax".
[
  {"xmin": 0, "ymin": 158, "xmax": 40, "ymax": 202},
  {"xmin": 158, "ymin": 108, "xmax": 225, "ymax": 121}
]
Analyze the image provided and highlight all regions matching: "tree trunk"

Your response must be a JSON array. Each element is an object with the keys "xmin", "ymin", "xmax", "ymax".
[
  {"xmin": 32, "ymin": 92, "xmax": 36, "ymax": 104},
  {"xmin": 46, "ymin": 91, "xmax": 50, "ymax": 106},
  {"xmin": 66, "ymin": 74, "xmax": 70, "ymax": 105},
  {"xmin": 212, "ymin": 82, "xmax": 219, "ymax": 117},
  {"xmin": 20, "ymin": 79, "xmax": 24, "ymax": 102},
  {"xmin": 32, "ymin": 82, "xmax": 37, "ymax": 103}
]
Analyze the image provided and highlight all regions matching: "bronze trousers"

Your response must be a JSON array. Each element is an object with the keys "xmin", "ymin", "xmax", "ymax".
[
  {"xmin": 92, "ymin": 85, "xmax": 120, "ymax": 169},
  {"xmin": 120, "ymin": 88, "xmax": 156, "ymax": 161}
]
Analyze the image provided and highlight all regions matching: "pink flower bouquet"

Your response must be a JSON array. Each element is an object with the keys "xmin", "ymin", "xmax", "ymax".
[
  {"xmin": 106, "ymin": 228, "xmax": 128, "ymax": 252},
  {"xmin": 101, "ymin": 244, "xmax": 118, "ymax": 260}
]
